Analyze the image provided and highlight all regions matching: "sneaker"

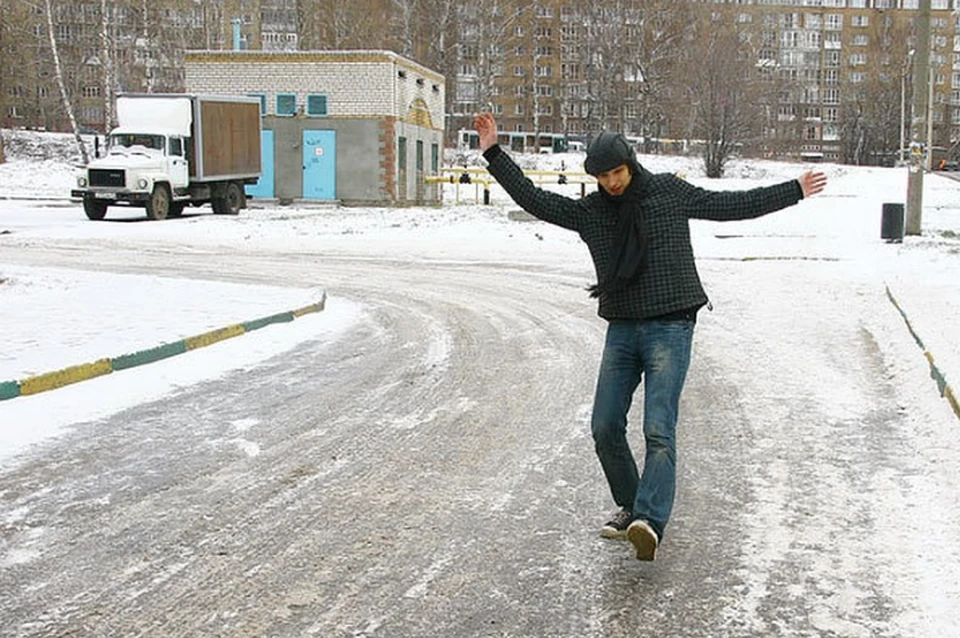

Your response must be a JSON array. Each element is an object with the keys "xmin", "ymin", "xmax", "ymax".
[
  {"xmin": 600, "ymin": 508, "xmax": 633, "ymax": 540},
  {"xmin": 627, "ymin": 519, "xmax": 659, "ymax": 561}
]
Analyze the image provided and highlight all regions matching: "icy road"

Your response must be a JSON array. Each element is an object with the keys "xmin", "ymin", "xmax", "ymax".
[{"xmin": 1, "ymin": 202, "xmax": 959, "ymax": 637}]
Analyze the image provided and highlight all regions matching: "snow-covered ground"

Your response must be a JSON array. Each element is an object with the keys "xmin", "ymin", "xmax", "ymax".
[{"xmin": 1, "ymin": 128, "xmax": 958, "ymax": 463}]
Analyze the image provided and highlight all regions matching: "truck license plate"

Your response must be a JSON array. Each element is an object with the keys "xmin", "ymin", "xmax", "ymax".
[{"xmin": 98, "ymin": 192, "xmax": 117, "ymax": 199}]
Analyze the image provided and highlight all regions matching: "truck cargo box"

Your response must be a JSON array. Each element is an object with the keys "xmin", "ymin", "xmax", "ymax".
[
  {"xmin": 191, "ymin": 96, "xmax": 261, "ymax": 181},
  {"xmin": 116, "ymin": 93, "xmax": 261, "ymax": 182}
]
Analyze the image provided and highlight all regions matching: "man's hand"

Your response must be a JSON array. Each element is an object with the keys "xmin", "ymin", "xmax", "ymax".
[
  {"xmin": 798, "ymin": 171, "xmax": 827, "ymax": 198},
  {"xmin": 473, "ymin": 112, "xmax": 499, "ymax": 152}
]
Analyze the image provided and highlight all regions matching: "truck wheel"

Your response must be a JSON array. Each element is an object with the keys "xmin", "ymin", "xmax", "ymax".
[
  {"xmin": 213, "ymin": 182, "xmax": 243, "ymax": 215},
  {"xmin": 83, "ymin": 197, "xmax": 108, "ymax": 221},
  {"xmin": 145, "ymin": 184, "xmax": 171, "ymax": 220}
]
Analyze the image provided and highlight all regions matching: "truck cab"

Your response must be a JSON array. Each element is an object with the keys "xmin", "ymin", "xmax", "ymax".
[{"xmin": 108, "ymin": 130, "xmax": 190, "ymax": 190}]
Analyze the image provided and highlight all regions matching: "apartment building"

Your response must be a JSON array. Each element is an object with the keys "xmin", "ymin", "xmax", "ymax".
[
  {"xmin": 4, "ymin": 0, "xmax": 960, "ymax": 164},
  {"xmin": 449, "ymin": 0, "xmax": 960, "ymax": 162},
  {"xmin": 0, "ymin": 0, "xmax": 298, "ymax": 132}
]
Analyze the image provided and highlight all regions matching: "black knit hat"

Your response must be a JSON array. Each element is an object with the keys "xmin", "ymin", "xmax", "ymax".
[{"xmin": 583, "ymin": 131, "xmax": 636, "ymax": 176}]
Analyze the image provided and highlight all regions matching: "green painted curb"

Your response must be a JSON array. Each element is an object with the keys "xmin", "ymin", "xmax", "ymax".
[
  {"xmin": 0, "ymin": 380, "xmax": 21, "ymax": 401},
  {"xmin": 111, "ymin": 341, "xmax": 187, "ymax": 371},
  {"xmin": 1, "ymin": 292, "xmax": 328, "ymax": 402},
  {"xmin": 243, "ymin": 311, "xmax": 295, "ymax": 333},
  {"xmin": 886, "ymin": 285, "xmax": 959, "ymax": 420}
]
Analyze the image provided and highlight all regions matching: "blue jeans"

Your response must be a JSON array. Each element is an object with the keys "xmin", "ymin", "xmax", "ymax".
[{"xmin": 591, "ymin": 319, "xmax": 694, "ymax": 541}]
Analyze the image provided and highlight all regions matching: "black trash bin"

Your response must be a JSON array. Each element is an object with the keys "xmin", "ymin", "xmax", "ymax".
[{"xmin": 881, "ymin": 203, "xmax": 904, "ymax": 242}]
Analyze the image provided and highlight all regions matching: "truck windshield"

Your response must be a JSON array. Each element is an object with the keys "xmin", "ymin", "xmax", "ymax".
[{"xmin": 111, "ymin": 134, "xmax": 164, "ymax": 151}]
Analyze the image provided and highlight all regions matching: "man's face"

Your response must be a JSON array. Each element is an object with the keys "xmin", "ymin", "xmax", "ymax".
[{"xmin": 596, "ymin": 163, "xmax": 632, "ymax": 196}]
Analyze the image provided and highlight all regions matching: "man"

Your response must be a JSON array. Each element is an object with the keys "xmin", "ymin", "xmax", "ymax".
[{"xmin": 473, "ymin": 112, "xmax": 827, "ymax": 561}]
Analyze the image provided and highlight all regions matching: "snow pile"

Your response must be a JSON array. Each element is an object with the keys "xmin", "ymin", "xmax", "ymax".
[{"xmin": 1, "ymin": 128, "xmax": 93, "ymax": 163}]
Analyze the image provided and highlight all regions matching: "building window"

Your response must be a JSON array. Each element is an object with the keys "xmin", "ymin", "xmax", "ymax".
[
  {"xmin": 398, "ymin": 137, "xmax": 407, "ymax": 170},
  {"xmin": 276, "ymin": 93, "xmax": 296, "ymax": 116},
  {"xmin": 248, "ymin": 93, "xmax": 267, "ymax": 115},
  {"xmin": 307, "ymin": 94, "xmax": 328, "ymax": 116},
  {"xmin": 848, "ymin": 53, "xmax": 867, "ymax": 66},
  {"xmin": 457, "ymin": 82, "xmax": 477, "ymax": 101},
  {"xmin": 416, "ymin": 140, "xmax": 423, "ymax": 171}
]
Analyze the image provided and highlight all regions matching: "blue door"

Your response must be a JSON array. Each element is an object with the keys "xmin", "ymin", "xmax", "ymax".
[
  {"xmin": 303, "ymin": 130, "xmax": 336, "ymax": 200},
  {"xmin": 245, "ymin": 130, "xmax": 274, "ymax": 199}
]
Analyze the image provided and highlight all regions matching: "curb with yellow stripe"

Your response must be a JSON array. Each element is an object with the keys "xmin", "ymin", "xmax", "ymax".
[
  {"xmin": 885, "ymin": 286, "xmax": 959, "ymax": 420},
  {"xmin": 0, "ymin": 293, "xmax": 327, "ymax": 402}
]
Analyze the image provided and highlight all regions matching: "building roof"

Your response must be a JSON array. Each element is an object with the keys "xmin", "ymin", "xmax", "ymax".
[{"xmin": 184, "ymin": 49, "xmax": 444, "ymax": 84}]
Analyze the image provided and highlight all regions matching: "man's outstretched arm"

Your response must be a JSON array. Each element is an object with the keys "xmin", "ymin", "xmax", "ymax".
[{"xmin": 472, "ymin": 112, "xmax": 587, "ymax": 232}]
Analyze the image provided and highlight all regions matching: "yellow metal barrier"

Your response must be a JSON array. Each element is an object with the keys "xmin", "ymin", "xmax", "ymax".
[
  {"xmin": 427, "ymin": 173, "xmax": 495, "ymax": 204},
  {"xmin": 434, "ymin": 167, "xmax": 597, "ymax": 204}
]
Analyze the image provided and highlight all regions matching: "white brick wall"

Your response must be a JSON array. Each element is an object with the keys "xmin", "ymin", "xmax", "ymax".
[{"xmin": 184, "ymin": 51, "xmax": 445, "ymax": 130}]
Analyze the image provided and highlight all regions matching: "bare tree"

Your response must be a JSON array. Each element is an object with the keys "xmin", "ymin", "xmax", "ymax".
[
  {"xmin": 415, "ymin": 0, "xmax": 461, "ymax": 144},
  {"xmin": 631, "ymin": 1, "xmax": 689, "ymax": 151},
  {"xmin": 676, "ymin": 8, "xmax": 761, "ymax": 177},
  {"xmin": 41, "ymin": 0, "xmax": 89, "ymax": 163},
  {"xmin": 838, "ymin": 14, "xmax": 911, "ymax": 165},
  {"xmin": 454, "ymin": 0, "xmax": 533, "ymax": 140},
  {"xmin": 308, "ymin": 1, "xmax": 388, "ymax": 49},
  {"xmin": 573, "ymin": 0, "xmax": 685, "ymax": 138},
  {"xmin": 419, "ymin": 0, "xmax": 459, "ymax": 72},
  {"xmin": 578, "ymin": 0, "xmax": 626, "ymax": 134},
  {"xmin": 391, "ymin": 0, "xmax": 417, "ymax": 58},
  {"xmin": 99, "ymin": 0, "xmax": 116, "ymax": 132},
  {"xmin": 0, "ymin": 2, "xmax": 22, "ymax": 162}
]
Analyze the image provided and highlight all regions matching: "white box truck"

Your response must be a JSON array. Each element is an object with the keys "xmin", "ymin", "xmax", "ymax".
[{"xmin": 72, "ymin": 93, "xmax": 262, "ymax": 220}]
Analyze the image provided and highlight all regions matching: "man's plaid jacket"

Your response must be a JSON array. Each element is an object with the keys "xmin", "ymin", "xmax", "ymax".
[{"xmin": 482, "ymin": 145, "xmax": 805, "ymax": 321}]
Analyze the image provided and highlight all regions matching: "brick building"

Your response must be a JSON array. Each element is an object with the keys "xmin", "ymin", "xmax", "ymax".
[{"xmin": 184, "ymin": 50, "xmax": 445, "ymax": 205}]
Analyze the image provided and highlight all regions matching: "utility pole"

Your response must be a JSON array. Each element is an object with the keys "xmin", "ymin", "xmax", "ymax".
[{"xmin": 906, "ymin": 0, "xmax": 931, "ymax": 236}]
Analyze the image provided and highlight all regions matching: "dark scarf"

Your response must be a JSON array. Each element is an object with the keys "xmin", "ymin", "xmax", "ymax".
[{"xmin": 588, "ymin": 166, "xmax": 648, "ymax": 298}]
